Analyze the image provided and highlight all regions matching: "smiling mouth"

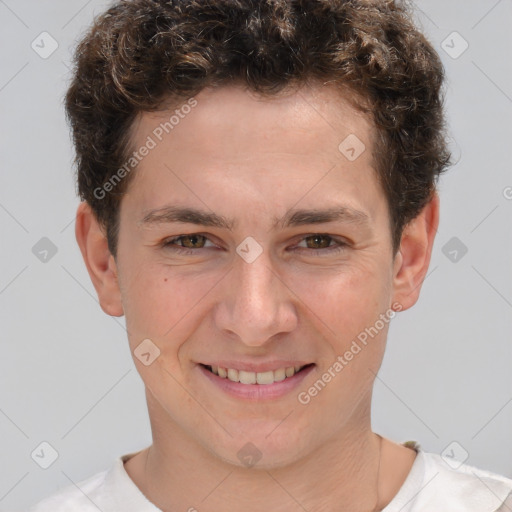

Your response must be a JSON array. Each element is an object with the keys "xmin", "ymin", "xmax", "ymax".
[{"xmin": 200, "ymin": 363, "xmax": 315, "ymax": 385}]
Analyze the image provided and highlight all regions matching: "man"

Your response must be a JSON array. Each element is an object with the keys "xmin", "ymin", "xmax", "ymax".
[{"xmin": 28, "ymin": 0, "xmax": 512, "ymax": 510}]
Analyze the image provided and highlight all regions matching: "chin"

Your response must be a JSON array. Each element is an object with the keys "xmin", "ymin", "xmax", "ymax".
[{"xmin": 205, "ymin": 427, "xmax": 310, "ymax": 471}]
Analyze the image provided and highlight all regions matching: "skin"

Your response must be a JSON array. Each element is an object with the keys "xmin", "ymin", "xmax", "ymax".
[{"xmin": 76, "ymin": 82, "xmax": 438, "ymax": 511}]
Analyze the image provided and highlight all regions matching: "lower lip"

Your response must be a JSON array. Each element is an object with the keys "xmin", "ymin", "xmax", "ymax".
[{"xmin": 197, "ymin": 364, "xmax": 316, "ymax": 401}]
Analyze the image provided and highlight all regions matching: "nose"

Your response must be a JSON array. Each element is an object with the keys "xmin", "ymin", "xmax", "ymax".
[{"xmin": 214, "ymin": 247, "xmax": 298, "ymax": 347}]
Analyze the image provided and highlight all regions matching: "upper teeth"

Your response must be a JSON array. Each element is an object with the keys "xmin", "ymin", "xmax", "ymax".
[{"xmin": 210, "ymin": 365, "xmax": 303, "ymax": 385}]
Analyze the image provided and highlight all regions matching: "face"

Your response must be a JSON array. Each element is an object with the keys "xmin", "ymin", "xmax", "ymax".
[{"xmin": 94, "ymin": 83, "xmax": 419, "ymax": 468}]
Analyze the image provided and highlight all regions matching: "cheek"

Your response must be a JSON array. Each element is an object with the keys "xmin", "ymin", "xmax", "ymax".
[
  {"xmin": 285, "ymin": 259, "xmax": 392, "ymax": 389},
  {"xmin": 286, "ymin": 260, "xmax": 388, "ymax": 330},
  {"xmin": 119, "ymin": 263, "xmax": 193, "ymax": 335}
]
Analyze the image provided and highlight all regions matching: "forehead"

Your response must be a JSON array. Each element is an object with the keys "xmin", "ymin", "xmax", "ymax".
[
  {"xmin": 123, "ymin": 83, "xmax": 385, "ymax": 226},
  {"xmin": 133, "ymin": 83, "xmax": 373, "ymax": 157}
]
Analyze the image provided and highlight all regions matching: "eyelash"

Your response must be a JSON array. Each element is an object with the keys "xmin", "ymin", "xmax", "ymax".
[{"xmin": 161, "ymin": 233, "xmax": 348, "ymax": 256}]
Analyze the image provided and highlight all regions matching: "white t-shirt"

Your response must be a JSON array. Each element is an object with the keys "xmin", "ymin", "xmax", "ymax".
[{"xmin": 26, "ymin": 441, "xmax": 512, "ymax": 512}]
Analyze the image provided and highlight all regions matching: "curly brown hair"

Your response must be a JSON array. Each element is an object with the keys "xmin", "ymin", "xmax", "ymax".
[{"xmin": 65, "ymin": 0, "xmax": 451, "ymax": 257}]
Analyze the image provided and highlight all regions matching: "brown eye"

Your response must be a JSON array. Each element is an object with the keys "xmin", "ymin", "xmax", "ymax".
[
  {"xmin": 162, "ymin": 234, "xmax": 215, "ymax": 252},
  {"xmin": 293, "ymin": 234, "xmax": 348, "ymax": 256},
  {"xmin": 304, "ymin": 234, "xmax": 333, "ymax": 249},
  {"xmin": 177, "ymin": 234, "xmax": 207, "ymax": 248}
]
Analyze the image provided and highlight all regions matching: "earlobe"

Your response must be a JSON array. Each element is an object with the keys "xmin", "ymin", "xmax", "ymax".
[
  {"xmin": 391, "ymin": 192, "xmax": 440, "ymax": 311},
  {"xmin": 75, "ymin": 202, "xmax": 124, "ymax": 317}
]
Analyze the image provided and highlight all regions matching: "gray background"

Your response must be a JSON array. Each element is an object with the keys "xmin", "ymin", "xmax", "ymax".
[{"xmin": 1, "ymin": 0, "xmax": 511, "ymax": 510}]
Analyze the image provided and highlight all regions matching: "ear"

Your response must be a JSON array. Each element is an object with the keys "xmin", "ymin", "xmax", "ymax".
[
  {"xmin": 75, "ymin": 201, "xmax": 124, "ymax": 317},
  {"xmin": 391, "ymin": 191, "xmax": 440, "ymax": 311}
]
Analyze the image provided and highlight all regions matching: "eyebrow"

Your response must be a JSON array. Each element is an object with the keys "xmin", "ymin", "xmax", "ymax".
[{"xmin": 139, "ymin": 205, "xmax": 371, "ymax": 231}]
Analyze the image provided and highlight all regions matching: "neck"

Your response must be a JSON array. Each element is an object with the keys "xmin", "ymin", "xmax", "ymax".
[{"xmin": 134, "ymin": 396, "xmax": 385, "ymax": 512}]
